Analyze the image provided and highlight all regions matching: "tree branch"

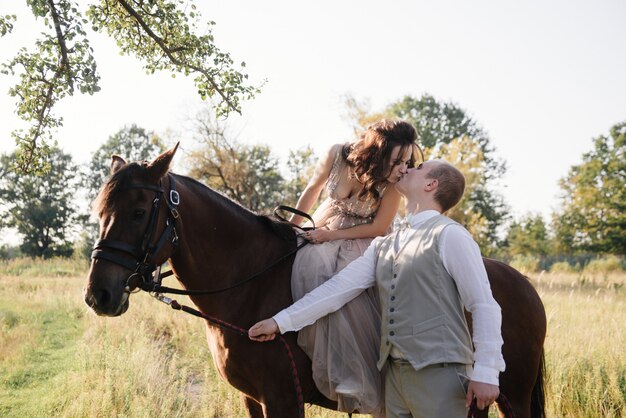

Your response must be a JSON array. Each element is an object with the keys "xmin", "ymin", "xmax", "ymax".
[
  {"xmin": 46, "ymin": 0, "xmax": 72, "ymax": 91},
  {"xmin": 116, "ymin": 0, "xmax": 239, "ymax": 113}
]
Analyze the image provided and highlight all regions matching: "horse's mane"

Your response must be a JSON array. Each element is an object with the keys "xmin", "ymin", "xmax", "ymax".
[
  {"xmin": 176, "ymin": 174, "xmax": 296, "ymax": 242},
  {"xmin": 93, "ymin": 164, "xmax": 295, "ymax": 242}
]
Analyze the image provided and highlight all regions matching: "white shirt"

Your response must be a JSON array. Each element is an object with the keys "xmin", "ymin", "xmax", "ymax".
[{"xmin": 274, "ymin": 210, "xmax": 505, "ymax": 385}]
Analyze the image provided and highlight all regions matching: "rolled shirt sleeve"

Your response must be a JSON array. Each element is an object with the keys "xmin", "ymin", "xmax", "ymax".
[{"xmin": 440, "ymin": 224, "xmax": 506, "ymax": 385}]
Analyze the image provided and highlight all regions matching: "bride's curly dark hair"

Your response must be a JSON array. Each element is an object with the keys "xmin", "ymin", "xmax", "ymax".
[{"xmin": 343, "ymin": 120, "xmax": 422, "ymax": 201}]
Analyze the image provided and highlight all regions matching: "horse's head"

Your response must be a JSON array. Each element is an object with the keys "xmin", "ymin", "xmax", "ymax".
[{"xmin": 84, "ymin": 144, "xmax": 180, "ymax": 316}]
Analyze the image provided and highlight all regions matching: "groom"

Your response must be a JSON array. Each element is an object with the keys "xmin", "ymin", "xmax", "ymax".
[{"xmin": 249, "ymin": 160, "xmax": 505, "ymax": 417}]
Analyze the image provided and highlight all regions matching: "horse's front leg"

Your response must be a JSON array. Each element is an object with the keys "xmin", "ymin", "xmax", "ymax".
[
  {"xmin": 244, "ymin": 395, "xmax": 298, "ymax": 418},
  {"xmin": 243, "ymin": 395, "xmax": 264, "ymax": 418}
]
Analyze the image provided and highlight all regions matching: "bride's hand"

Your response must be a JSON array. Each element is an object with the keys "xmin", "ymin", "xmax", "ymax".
[
  {"xmin": 303, "ymin": 229, "xmax": 332, "ymax": 244},
  {"xmin": 248, "ymin": 319, "xmax": 279, "ymax": 342}
]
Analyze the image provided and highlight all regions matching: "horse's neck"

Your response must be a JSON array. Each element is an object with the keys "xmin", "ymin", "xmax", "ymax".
[{"xmin": 168, "ymin": 177, "xmax": 294, "ymax": 316}]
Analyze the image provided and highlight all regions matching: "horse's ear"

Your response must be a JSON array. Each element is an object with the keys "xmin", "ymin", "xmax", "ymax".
[
  {"xmin": 146, "ymin": 142, "xmax": 179, "ymax": 180},
  {"xmin": 111, "ymin": 155, "xmax": 127, "ymax": 174}
]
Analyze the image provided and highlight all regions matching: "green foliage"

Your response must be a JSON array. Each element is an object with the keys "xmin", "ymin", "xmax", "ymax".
[
  {"xmin": 387, "ymin": 95, "xmax": 509, "ymax": 254},
  {"xmin": 284, "ymin": 146, "xmax": 316, "ymax": 206},
  {"xmin": 188, "ymin": 138, "xmax": 285, "ymax": 213},
  {"xmin": 505, "ymin": 214, "xmax": 551, "ymax": 257},
  {"xmin": 345, "ymin": 94, "xmax": 509, "ymax": 253},
  {"xmin": 388, "ymin": 95, "xmax": 493, "ymax": 155},
  {"xmin": 1, "ymin": 0, "xmax": 99, "ymax": 174},
  {"xmin": 0, "ymin": 244, "xmax": 22, "ymax": 260},
  {"xmin": 87, "ymin": 0, "xmax": 258, "ymax": 114},
  {"xmin": 510, "ymin": 253, "xmax": 541, "ymax": 273},
  {"xmin": 186, "ymin": 111, "xmax": 316, "ymax": 213},
  {"xmin": 85, "ymin": 124, "xmax": 166, "ymax": 201},
  {"xmin": 549, "ymin": 261, "xmax": 578, "ymax": 273},
  {"xmin": 0, "ymin": 148, "xmax": 80, "ymax": 258},
  {"xmin": 2, "ymin": 0, "xmax": 257, "ymax": 174},
  {"xmin": 583, "ymin": 256, "xmax": 624, "ymax": 274},
  {"xmin": 553, "ymin": 121, "xmax": 626, "ymax": 255},
  {"xmin": 0, "ymin": 14, "xmax": 16, "ymax": 36}
]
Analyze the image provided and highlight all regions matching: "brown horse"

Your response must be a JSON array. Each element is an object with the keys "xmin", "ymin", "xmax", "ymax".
[{"xmin": 84, "ymin": 145, "xmax": 546, "ymax": 418}]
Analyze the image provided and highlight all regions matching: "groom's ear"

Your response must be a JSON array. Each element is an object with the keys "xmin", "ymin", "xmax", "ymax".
[{"xmin": 425, "ymin": 179, "xmax": 438, "ymax": 191}]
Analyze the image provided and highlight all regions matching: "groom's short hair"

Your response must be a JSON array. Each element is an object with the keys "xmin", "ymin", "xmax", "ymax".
[{"xmin": 426, "ymin": 162, "xmax": 465, "ymax": 212}]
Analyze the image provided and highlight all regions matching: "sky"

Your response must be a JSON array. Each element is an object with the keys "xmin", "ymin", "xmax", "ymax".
[{"xmin": 1, "ymin": 0, "xmax": 625, "ymax": 223}]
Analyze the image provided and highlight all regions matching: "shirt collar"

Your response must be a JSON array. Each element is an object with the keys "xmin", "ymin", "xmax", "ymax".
[{"xmin": 406, "ymin": 210, "xmax": 440, "ymax": 228}]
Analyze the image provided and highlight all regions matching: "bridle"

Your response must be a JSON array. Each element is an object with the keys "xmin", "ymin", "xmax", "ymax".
[
  {"xmin": 90, "ymin": 174, "xmax": 313, "ymax": 297},
  {"xmin": 90, "ymin": 173, "xmax": 181, "ymax": 293}
]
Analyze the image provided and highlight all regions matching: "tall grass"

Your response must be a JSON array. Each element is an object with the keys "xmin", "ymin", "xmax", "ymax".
[
  {"xmin": 1, "ymin": 262, "xmax": 624, "ymax": 417},
  {"xmin": 0, "ymin": 256, "xmax": 88, "ymax": 278},
  {"xmin": 532, "ymin": 272, "xmax": 626, "ymax": 417}
]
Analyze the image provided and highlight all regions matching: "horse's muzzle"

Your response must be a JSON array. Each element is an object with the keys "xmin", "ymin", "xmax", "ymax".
[{"xmin": 84, "ymin": 285, "xmax": 129, "ymax": 317}]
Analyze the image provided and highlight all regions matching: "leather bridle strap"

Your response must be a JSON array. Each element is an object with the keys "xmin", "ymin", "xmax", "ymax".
[{"xmin": 90, "ymin": 174, "xmax": 180, "ymax": 289}]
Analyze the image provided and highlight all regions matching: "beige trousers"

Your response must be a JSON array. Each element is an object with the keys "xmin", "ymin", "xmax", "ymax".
[{"xmin": 385, "ymin": 359, "xmax": 470, "ymax": 418}]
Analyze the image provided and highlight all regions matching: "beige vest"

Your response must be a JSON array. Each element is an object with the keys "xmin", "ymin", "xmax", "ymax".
[{"xmin": 375, "ymin": 215, "xmax": 473, "ymax": 371}]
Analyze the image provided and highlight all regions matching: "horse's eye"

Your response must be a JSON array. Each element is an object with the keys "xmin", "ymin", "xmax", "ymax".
[{"xmin": 133, "ymin": 209, "xmax": 146, "ymax": 220}]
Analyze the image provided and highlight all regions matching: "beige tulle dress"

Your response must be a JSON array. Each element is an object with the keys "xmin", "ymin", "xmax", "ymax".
[{"xmin": 291, "ymin": 150, "xmax": 386, "ymax": 416}]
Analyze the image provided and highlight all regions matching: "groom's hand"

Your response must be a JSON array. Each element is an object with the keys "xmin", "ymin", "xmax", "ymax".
[
  {"xmin": 466, "ymin": 381, "xmax": 499, "ymax": 410},
  {"xmin": 248, "ymin": 319, "xmax": 279, "ymax": 342}
]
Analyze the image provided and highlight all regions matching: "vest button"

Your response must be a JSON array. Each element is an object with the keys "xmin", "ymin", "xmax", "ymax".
[
  {"xmin": 389, "ymin": 319, "xmax": 394, "ymax": 324},
  {"xmin": 390, "ymin": 296, "xmax": 395, "ymax": 301},
  {"xmin": 390, "ymin": 331, "xmax": 395, "ymax": 336},
  {"xmin": 391, "ymin": 285, "xmax": 395, "ymax": 290},
  {"xmin": 393, "ymin": 273, "xmax": 397, "ymax": 278},
  {"xmin": 390, "ymin": 308, "xmax": 395, "ymax": 312}
]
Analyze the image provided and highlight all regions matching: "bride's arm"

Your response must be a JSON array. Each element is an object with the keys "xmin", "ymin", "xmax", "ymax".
[
  {"xmin": 290, "ymin": 144, "xmax": 341, "ymax": 226},
  {"xmin": 307, "ymin": 185, "xmax": 401, "ymax": 243}
]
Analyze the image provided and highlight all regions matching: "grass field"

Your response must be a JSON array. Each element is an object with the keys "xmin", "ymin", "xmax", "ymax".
[{"xmin": 0, "ymin": 258, "xmax": 624, "ymax": 417}]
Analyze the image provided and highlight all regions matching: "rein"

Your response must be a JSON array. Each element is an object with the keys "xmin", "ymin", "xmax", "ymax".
[
  {"xmin": 154, "ymin": 295, "xmax": 305, "ymax": 418},
  {"xmin": 467, "ymin": 394, "xmax": 515, "ymax": 418},
  {"xmin": 138, "ymin": 205, "xmax": 315, "ymax": 295},
  {"xmin": 140, "ymin": 238, "xmax": 309, "ymax": 295}
]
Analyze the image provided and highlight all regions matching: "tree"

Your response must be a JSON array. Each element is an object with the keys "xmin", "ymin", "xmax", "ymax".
[
  {"xmin": 345, "ymin": 94, "xmax": 509, "ymax": 254},
  {"xmin": 0, "ymin": 148, "xmax": 81, "ymax": 258},
  {"xmin": 185, "ymin": 111, "xmax": 317, "ymax": 213},
  {"xmin": 85, "ymin": 124, "xmax": 166, "ymax": 201},
  {"xmin": 1, "ymin": 0, "xmax": 257, "ymax": 174},
  {"xmin": 504, "ymin": 214, "xmax": 551, "ymax": 257},
  {"xmin": 552, "ymin": 122, "xmax": 626, "ymax": 255},
  {"xmin": 185, "ymin": 113, "xmax": 283, "ymax": 213},
  {"xmin": 284, "ymin": 145, "xmax": 316, "ymax": 206}
]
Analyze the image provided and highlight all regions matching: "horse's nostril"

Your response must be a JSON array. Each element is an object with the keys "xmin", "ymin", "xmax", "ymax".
[
  {"xmin": 97, "ymin": 288, "xmax": 111, "ymax": 307},
  {"xmin": 87, "ymin": 287, "xmax": 111, "ymax": 309}
]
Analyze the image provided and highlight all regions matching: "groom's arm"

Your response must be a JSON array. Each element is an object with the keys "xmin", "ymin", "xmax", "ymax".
[
  {"xmin": 249, "ymin": 237, "xmax": 381, "ymax": 340},
  {"xmin": 441, "ymin": 225, "xmax": 505, "ymax": 410}
]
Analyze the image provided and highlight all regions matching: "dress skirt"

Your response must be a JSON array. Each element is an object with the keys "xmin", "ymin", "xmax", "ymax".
[{"xmin": 291, "ymin": 237, "xmax": 385, "ymax": 416}]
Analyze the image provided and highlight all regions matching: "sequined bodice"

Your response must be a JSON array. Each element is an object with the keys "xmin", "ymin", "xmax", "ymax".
[{"xmin": 313, "ymin": 149, "xmax": 385, "ymax": 230}]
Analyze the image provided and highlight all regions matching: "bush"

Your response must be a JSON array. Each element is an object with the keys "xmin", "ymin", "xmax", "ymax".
[
  {"xmin": 510, "ymin": 254, "xmax": 541, "ymax": 273},
  {"xmin": 0, "ymin": 245, "xmax": 22, "ymax": 260},
  {"xmin": 549, "ymin": 261, "xmax": 578, "ymax": 273},
  {"xmin": 583, "ymin": 255, "xmax": 624, "ymax": 274}
]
